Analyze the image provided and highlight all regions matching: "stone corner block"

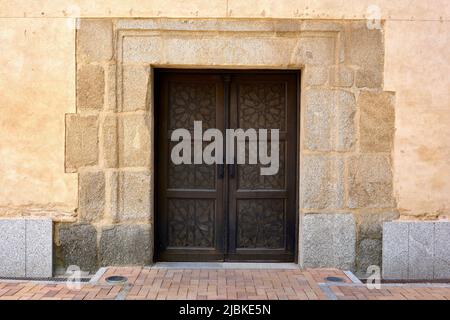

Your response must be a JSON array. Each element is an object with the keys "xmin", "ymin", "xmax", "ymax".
[
  {"xmin": 301, "ymin": 155, "xmax": 344, "ymax": 210},
  {"xmin": 78, "ymin": 171, "xmax": 105, "ymax": 223},
  {"xmin": 59, "ymin": 224, "xmax": 98, "ymax": 273},
  {"xmin": 345, "ymin": 22, "xmax": 384, "ymax": 85},
  {"xmin": 304, "ymin": 88, "xmax": 356, "ymax": 151},
  {"xmin": 77, "ymin": 19, "xmax": 113, "ymax": 63},
  {"xmin": 117, "ymin": 171, "xmax": 152, "ymax": 222},
  {"xmin": 65, "ymin": 114, "xmax": 99, "ymax": 171},
  {"xmin": 302, "ymin": 213, "xmax": 356, "ymax": 270},
  {"xmin": 0, "ymin": 218, "xmax": 26, "ymax": 277},
  {"xmin": 344, "ymin": 22, "xmax": 384, "ymax": 88},
  {"xmin": 122, "ymin": 64, "xmax": 151, "ymax": 112},
  {"xmin": 25, "ymin": 218, "xmax": 53, "ymax": 278},
  {"xmin": 77, "ymin": 64, "xmax": 105, "ymax": 111},
  {"xmin": 348, "ymin": 154, "xmax": 394, "ymax": 209},
  {"xmin": 99, "ymin": 224, "xmax": 152, "ymax": 266},
  {"xmin": 355, "ymin": 68, "xmax": 383, "ymax": 88},
  {"xmin": 359, "ymin": 91, "xmax": 395, "ymax": 153},
  {"xmin": 356, "ymin": 238, "xmax": 382, "ymax": 274},
  {"xmin": 296, "ymin": 36, "xmax": 335, "ymax": 66},
  {"xmin": 304, "ymin": 65, "xmax": 328, "ymax": 86},
  {"xmin": 357, "ymin": 210, "xmax": 399, "ymax": 240},
  {"xmin": 118, "ymin": 114, "xmax": 151, "ymax": 167},
  {"xmin": 329, "ymin": 65, "xmax": 354, "ymax": 87}
]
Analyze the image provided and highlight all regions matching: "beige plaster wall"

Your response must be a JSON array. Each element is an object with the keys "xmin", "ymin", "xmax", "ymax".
[
  {"xmin": 0, "ymin": 1, "xmax": 449, "ymax": 220},
  {"xmin": 0, "ymin": 18, "xmax": 77, "ymax": 221}
]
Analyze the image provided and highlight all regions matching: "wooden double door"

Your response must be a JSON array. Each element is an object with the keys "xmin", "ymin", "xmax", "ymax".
[{"xmin": 155, "ymin": 70, "xmax": 298, "ymax": 262}]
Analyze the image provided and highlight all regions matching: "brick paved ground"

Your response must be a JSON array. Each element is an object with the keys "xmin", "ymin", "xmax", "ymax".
[{"xmin": 0, "ymin": 267, "xmax": 449, "ymax": 300}]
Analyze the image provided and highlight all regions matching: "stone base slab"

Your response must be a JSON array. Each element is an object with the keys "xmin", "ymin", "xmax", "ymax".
[
  {"xmin": 383, "ymin": 220, "xmax": 450, "ymax": 280},
  {"xmin": 0, "ymin": 218, "xmax": 52, "ymax": 278}
]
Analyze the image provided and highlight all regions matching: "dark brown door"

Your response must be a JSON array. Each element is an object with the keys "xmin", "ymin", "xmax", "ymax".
[{"xmin": 155, "ymin": 70, "xmax": 298, "ymax": 262}]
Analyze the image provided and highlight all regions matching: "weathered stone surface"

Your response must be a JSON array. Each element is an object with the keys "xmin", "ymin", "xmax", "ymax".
[
  {"xmin": 59, "ymin": 224, "xmax": 98, "ymax": 273},
  {"xmin": 434, "ymin": 222, "xmax": 450, "ymax": 279},
  {"xmin": 118, "ymin": 114, "xmax": 151, "ymax": 167},
  {"xmin": 304, "ymin": 89, "xmax": 356, "ymax": 151},
  {"xmin": 122, "ymin": 34, "xmax": 334, "ymax": 66},
  {"xmin": 104, "ymin": 63, "xmax": 117, "ymax": 111},
  {"xmin": 122, "ymin": 64, "xmax": 150, "ymax": 112},
  {"xmin": 408, "ymin": 222, "xmax": 434, "ymax": 280},
  {"xmin": 357, "ymin": 210, "xmax": 399, "ymax": 239},
  {"xmin": 107, "ymin": 171, "xmax": 119, "ymax": 222},
  {"xmin": 304, "ymin": 65, "xmax": 328, "ymax": 86},
  {"xmin": 101, "ymin": 115, "xmax": 118, "ymax": 168},
  {"xmin": 122, "ymin": 36, "xmax": 163, "ymax": 63},
  {"xmin": 78, "ymin": 171, "xmax": 105, "ymax": 222},
  {"xmin": 0, "ymin": 219, "xmax": 26, "ymax": 277},
  {"xmin": 99, "ymin": 224, "xmax": 152, "ymax": 266},
  {"xmin": 301, "ymin": 155, "xmax": 344, "ymax": 210},
  {"xmin": 26, "ymin": 218, "xmax": 52, "ymax": 278},
  {"xmin": 77, "ymin": 64, "xmax": 105, "ymax": 111},
  {"xmin": 117, "ymin": 171, "xmax": 152, "ymax": 222},
  {"xmin": 303, "ymin": 213, "xmax": 356, "ymax": 270},
  {"xmin": 77, "ymin": 19, "xmax": 113, "ymax": 63},
  {"xmin": 359, "ymin": 91, "xmax": 395, "ymax": 153},
  {"xmin": 348, "ymin": 154, "xmax": 394, "ymax": 208},
  {"xmin": 65, "ymin": 114, "xmax": 98, "ymax": 171},
  {"xmin": 357, "ymin": 238, "xmax": 381, "ymax": 274},
  {"xmin": 336, "ymin": 90, "xmax": 357, "ymax": 150},
  {"xmin": 345, "ymin": 22, "xmax": 383, "ymax": 88},
  {"xmin": 356, "ymin": 68, "xmax": 383, "ymax": 88},
  {"xmin": 382, "ymin": 221, "xmax": 409, "ymax": 280},
  {"xmin": 329, "ymin": 65, "xmax": 354, "ymax": 87},
  {"xmin": 296, "ymin": 36, "xmax": 335, "ymax": 66}
]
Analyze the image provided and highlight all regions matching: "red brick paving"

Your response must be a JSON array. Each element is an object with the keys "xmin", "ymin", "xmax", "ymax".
[{"xmin": 0, "ymin": 267, "xmax": 449, "ymax": 300}]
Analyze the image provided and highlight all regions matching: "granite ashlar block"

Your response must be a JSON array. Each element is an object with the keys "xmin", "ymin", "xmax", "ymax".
[
  {"xmin": 0, "ymin": 218, "xmax": 53, "ymax": 278},
  {"xmin": 0, "ymin": 219, "xmax": 26, "ymax": 277},
  {"xmin": 382, "ymin": 221, "xmax": 409, "ymax": 280},
  {"xmin": 382, "ymin": 221, "xmax": 450, "ymax": 280},
  {"xmin": 25, "ymin": 218, "xmax": 53, "ymax": 278}
]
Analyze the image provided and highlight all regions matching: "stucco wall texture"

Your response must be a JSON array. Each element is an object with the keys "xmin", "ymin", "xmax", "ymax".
[{"xmin": 0, "ymin": 0, "xmax": 449, "ymax": 220}]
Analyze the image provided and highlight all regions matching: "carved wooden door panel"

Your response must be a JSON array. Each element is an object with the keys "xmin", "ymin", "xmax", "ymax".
[
  {"xmin": 227, "ymin": 74, "xmax": 297, "ymax": 261},
  {"xmin": 155, "ymin": 70, "xmax": 297, "ymax": 262},
  {"xmin": 155, "ymin": 73, "xmax": 225, "ymax": 261}
]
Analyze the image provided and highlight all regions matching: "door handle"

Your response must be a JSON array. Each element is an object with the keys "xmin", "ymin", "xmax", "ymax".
[{"xmin": 218, "ymin": 164, "xmax": 224, "ymax": 179}]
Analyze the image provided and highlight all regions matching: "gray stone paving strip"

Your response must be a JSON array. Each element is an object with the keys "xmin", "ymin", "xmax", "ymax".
[
  {"xmin": 151, "ymin": 262, "xmax": 300, "ymax": 269},
  {"xmin": 322, "ymin": 282, "xmax": 450, "ymax": 288},
  {"xmin": 89, "ymin": 267, "xmax": 108, "ymax": 284},
  {"xmin": 115, "ymin": 283, "xmax": 133, "ymax": 300},
  {"xmin": 0, "ymin": 279, "xmax": 69, "ymax": 285},
  {"xmin": 318, "ymin": 283, "xmax": 338, "ymax": 300},
  {"xmin": 343, "ymin": 270, "xmax": 363, "ymax": 284}
]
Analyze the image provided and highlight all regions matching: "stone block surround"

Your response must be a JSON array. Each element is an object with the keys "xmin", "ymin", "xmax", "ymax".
[{"xmin": 62, "ymin": 18, "xmax": 397, "ymax": 273}]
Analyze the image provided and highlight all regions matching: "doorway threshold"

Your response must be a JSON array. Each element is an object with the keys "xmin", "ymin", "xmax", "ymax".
[{"xmin": 149, "ymin": 262, "xmax": 300, "ymax": 269}]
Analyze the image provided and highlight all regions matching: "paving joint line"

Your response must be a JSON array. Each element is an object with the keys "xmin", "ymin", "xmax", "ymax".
[
  {"xmin": 89, "ymin": 267, "xmax": 108, "ymax": 284},
  {"xmin": 115, "ymin": 283, "xmax": 133, "ymax": 300},
  {"xmin": 318, "ymin": 283, "xmax": 338, "ymax": 300},
  {"xmin": 343, "ymin": 270, "xmax": 363, "ymax": 284}
]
